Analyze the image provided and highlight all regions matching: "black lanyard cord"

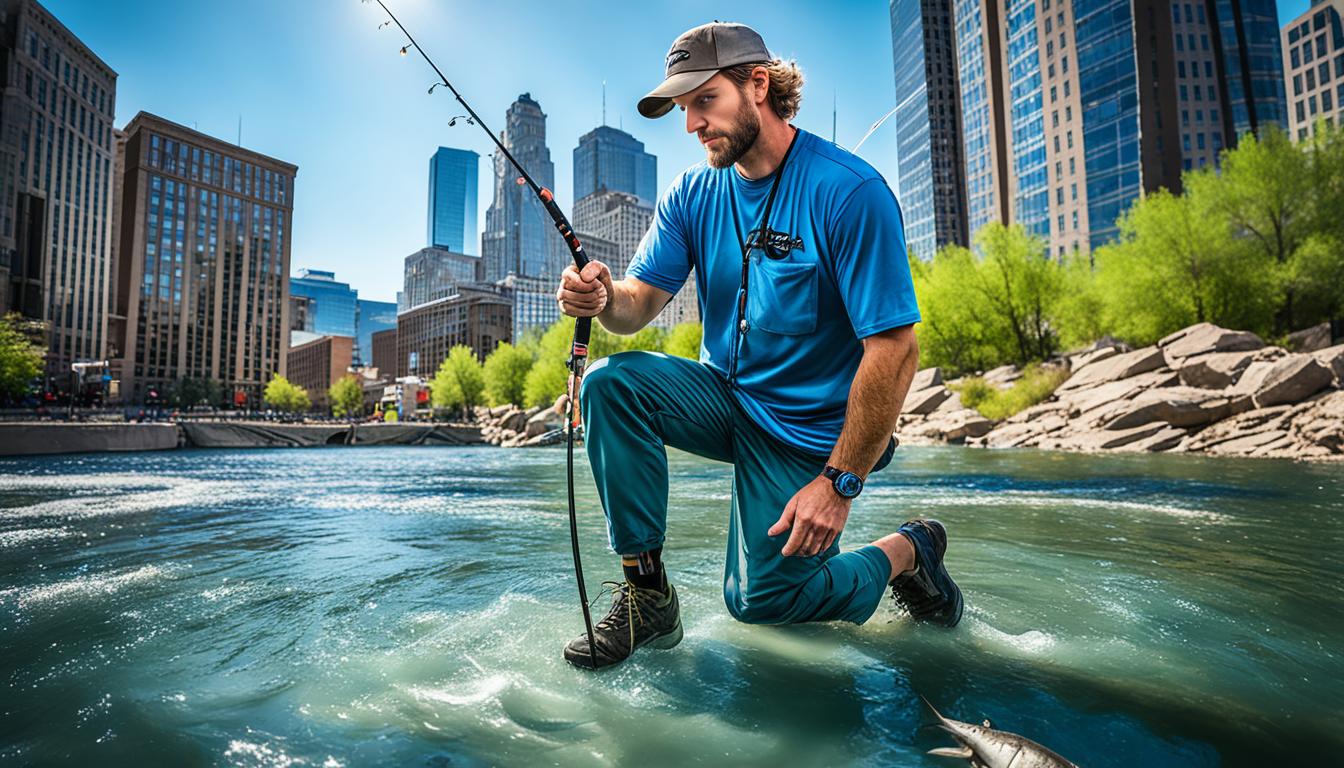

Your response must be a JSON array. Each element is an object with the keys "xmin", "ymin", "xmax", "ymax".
[{"xmin": 728, "ymin": 127, "xmax": 799, "ymax": 381}]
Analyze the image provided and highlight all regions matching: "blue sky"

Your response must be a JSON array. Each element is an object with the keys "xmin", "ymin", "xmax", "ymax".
[{"xmin": 48, "ymin": 0, "xmax": 1312, "ymax": 303}]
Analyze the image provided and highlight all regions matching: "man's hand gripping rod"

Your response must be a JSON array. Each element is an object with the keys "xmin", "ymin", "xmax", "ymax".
[{"xmin": 364, "ymin": 0, "xmax": 599, "ymax": 669}]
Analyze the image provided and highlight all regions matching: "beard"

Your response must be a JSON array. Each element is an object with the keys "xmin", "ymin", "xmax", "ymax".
[{"xmin": 702, "ymin": 97, "xmax": 761, "ymax": 169}]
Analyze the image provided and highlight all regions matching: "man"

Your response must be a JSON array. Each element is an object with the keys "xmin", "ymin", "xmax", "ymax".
[{"xmin": 555, "ymin": 22, "xmax": 962, "ymax": 670}]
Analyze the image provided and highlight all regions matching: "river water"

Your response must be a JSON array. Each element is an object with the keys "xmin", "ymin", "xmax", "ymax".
[{"xmin": 0, "ymin": 445, "xmax": 1340, "ymax": 767}]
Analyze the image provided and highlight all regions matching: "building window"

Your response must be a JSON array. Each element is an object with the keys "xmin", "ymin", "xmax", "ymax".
[
  {"xmin": 1057, "ymin": 214, "xmax": 1064, "ymax": 232},
  {"xmin": 1324, "ymin": 90, "xmax": 1335, "ymax": 112},
  {"xmin": 1197, "ymin": 133, "xmax": 1206, "ymax": 150},
  {"xmin": 1072, "ymin": 211, "xmax": 1078, "ymax": 230},
  {"xmin": 1310, "ymin": 95, "xmax": 1318, "ymax": 115},
  {"xmin": 1179, "ymin": 61, "xmax": 1186, "ymax": 78},
  {"xmin": 1295, "ymin": 74, "xmax": 1304, "ymax": 96},
  {"xmin": 1318, "ymin": 36, "xmax": 1328, "ymax": 58},
  {"xmin": 1053, "ymin": 111, "xmax": 1059, "ymax": 127},
  {"xmin": 1205, "ymin": 61, "xmax": 1213, "ymax": 78},
  {"xmin": 1069, "ymin": 157, "xmax": 1076, "ymax": 175},
  {"xmin": 1308, "ymin": 69, "xmax": 1317, "ymax": 90},
  {"xmin": 1180, "ymin": 84, "xmax": 1188, "ymax": 100},
  {"xmin": 1321, "ymin": 62, "xmax": 1332, "ymax": 85},
  {"xmin": 1305, "ymin": 43, "xmax": 1315, "ymax": 65}
]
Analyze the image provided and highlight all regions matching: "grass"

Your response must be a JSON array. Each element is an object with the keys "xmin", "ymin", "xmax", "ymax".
[{"xmin": 951, "ymin": 364, "xmax": 1070, "ymax": 421}]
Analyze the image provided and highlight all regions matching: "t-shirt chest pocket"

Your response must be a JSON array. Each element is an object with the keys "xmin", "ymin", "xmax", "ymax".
[{"xmin": 747, "ymin": 257, "xmax": 817, "ymax": 335}]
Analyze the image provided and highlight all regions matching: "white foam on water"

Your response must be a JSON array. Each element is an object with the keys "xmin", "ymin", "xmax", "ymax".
[
  {"xmin": 865, "ymin": 487, "xmax": 1228, "ymax": 523},
  {"xmin": 0, "ymin": 526, "xmax": 72, "ymax": 546},
  {"xmin": 967, "ymin": 616, "xmax": 1060, "ymax": 655},
  {"xmin": 406, "ymin": 674, "xmax": 510, "ymax": 707},
  {"xmin": 4, "ymin": 474, "xmax": 262, "ymax": 520},
  {"xmin": 0, "ymin": 564, "xmax": 170, "ymax": 609}
]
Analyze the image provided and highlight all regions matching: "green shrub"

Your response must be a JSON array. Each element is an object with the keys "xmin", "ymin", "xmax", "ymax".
[{"xmin": 951, "ymin": 365, "xmax": 1068, "ymax": 421}]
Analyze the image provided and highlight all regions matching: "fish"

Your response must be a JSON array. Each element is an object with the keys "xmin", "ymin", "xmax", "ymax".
[{"xmin": 924, "ymin": 698, "xmax": 1081, "ymax": 768}]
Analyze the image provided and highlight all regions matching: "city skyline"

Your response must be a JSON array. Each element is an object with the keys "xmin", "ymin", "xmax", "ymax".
[{"xmin": 39, "ymin": 0, "xmax": 1315, "ymax": 305}]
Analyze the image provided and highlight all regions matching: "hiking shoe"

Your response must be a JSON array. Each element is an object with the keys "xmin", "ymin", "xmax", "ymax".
[
  {"xmin": 563, "ymin": 580, "xmax": 683, "ymax": 669},
  {"xmin": 889, "ymin": 519, "xmax": 964, "ymax": 627}
]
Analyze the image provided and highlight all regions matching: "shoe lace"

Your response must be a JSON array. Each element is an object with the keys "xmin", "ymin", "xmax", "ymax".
[{"xmin": 589, "ymin": 580, "xmax": 648, "ymax": 651}]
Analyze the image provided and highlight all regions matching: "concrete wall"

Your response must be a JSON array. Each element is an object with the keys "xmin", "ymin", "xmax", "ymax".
[{"xmin": 0, "ymin": 423, "xmax": 179, "ymax": 456}]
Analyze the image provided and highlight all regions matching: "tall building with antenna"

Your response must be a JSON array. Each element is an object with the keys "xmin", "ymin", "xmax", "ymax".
[{"xmin": 482, "ymin": 93, "xmax": 561, "ymax": 283}]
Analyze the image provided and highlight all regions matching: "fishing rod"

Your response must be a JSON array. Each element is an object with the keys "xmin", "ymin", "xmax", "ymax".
[{"xmin": 362, "ymin": 0, "xmax": 599, "ymax": 669}]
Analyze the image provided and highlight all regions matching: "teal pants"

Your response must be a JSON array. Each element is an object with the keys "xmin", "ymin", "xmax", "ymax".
[{"xmin": 579, "ymin": 351, "xmax": 895, "ymax": 625}]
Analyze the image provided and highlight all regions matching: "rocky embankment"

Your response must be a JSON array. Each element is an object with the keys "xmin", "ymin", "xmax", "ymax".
[
  {"xmin": 899, "ymin": 323, "xmax": 1344, "ymax": 461},
  {"xmin": 474, "ymin": 402, "xmax": 570, "ymax": 448}
]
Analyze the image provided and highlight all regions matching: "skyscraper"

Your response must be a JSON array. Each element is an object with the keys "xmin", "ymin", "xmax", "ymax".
[
  {"xmin": 890, "ymin": 0, "xmax": 968, "ymax": 260},
  {"xmin": 427, "ymin": 146, "xmax": 478, "ymax": 254},
  {"xmin": 0, "ymin": 0, "xmax": 117, "ymax": 383},
  {"xmin": 1212, "ymin": 0, "xmax": 1289, "ymax": 139},
  {"xmin": 954, "ymin": 0, "xmax": 1011, "ymax": 235},
  {"xmin": 1282, "ymin": 0, "xmax": 1344, "ymax": 142},
  {"xmin": 112, "ymin": 112, "xmax": 297, "ymax": 406},
  {"xmin": 402, "ymin": 246, "xmax": 481, "ymax": 310},
  {"xmin": 572, "ymin": 189, "xmax": 654, "ymax": 279},
  {"xmin": 926, "ymin": 0, "xmax": 1287, "ymax": 260},
  {"xmin": 482, "ymin": 93, "xmax": 562, "ymax": 283},
  {"xmin": 289, "ymin": 269, "xmax": 357, "ymax": 339},
  {"xmin": 355, "ymin": 298, "xmax": 395, "ymax": 368},
  {"xmin": 573, "ymin": 125, "xmax": 657, "ymax": 206}
]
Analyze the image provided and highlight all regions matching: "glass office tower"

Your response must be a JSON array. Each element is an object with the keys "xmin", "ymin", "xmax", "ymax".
[{"xmin": 427, "ymin": 147, "xmax": 478, "ymax": 255}]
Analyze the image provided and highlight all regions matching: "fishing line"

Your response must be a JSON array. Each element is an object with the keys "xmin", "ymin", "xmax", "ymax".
[{"xmin": 362, "ymin": 0, "xmax": 599, "ymax": 669}]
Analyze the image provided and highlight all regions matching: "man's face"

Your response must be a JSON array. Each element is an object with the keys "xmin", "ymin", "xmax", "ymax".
[{"xmin": 673, "ymin": 73, "xmax": 761, "ymax": 169}]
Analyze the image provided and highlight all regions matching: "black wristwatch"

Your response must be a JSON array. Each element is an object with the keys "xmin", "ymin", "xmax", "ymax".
[{"xmin": 822, "ymin": 465, "xmax": 864, "ymax": 499}]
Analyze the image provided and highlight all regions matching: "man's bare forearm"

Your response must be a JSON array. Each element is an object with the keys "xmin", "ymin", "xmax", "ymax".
[
  {"xmin": 826, "ymin": 326, "xmax": 919, "ymax": 479},
  {"xmin": 597, "ymin": 278, "xmax": 657, "ymax": 335}
]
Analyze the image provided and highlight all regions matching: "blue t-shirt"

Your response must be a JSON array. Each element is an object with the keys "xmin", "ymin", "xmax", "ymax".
[{"xmin": 627, "ymin": 128, "xmax": 920, "ymax": 455}]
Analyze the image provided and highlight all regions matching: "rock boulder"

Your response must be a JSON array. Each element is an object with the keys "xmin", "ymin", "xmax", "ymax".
[
  {"xmin": 1176, "ymin": 350, "xmax": 1259, "ymax": 389},
  {"xmin": 903, "ymin": 385, "xmax": 953, "ymax": 415},
  {"xmin": 1251, "ymin": 354, "xmax": 1333, "ymax": 408},
  {"xmin": 911, "ymin": 367, "xmax": 944, "ymax": 392},
  {"xmin": 1159, "ymin": 322, "xmax": 1263, "ymax": 361},
  {"xmin": 1102, "ymin": 386, "xmax": 1233, "ymax": 430},
  {"xmin": 1057, "ymin": 346, "xmax": 1167, "ymax": 392}
]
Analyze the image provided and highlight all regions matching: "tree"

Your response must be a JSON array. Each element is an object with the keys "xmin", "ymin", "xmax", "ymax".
[
  {"xmin": 483, "ymin": 342, "xmax": 533, "ymax": 407},
  {"xmin": 1092, "ymin": 187, "xmax": 1278, "ymax": 345},
  {"xmin": 664, "ymin": 322, "xmax": 703, "ymax": 359},
  {"xmin": 264, "ymin": 375, "xmax": 310, "ymax": 414},
  {"xmin": 0, "ymin": 313, "xmax": 44, "ymax": 404},
  {"xmin": 619, "ymin": 326, "xmax": 666, "ymax": 353},
  {"xmin": 911, "ymin": 246, "xmax": 1014, "ymax": 374},
  {"xmin": 523, "ymin": 358, "xmax": 569, "ymax": 409},
  {"xmin": 329, "ymin": 375, "xmax": 365, "ymax": 419},
  {"xmin": 970, "ymin": 223, "xmax": 1062, "ymax": 363},
  {"xmin": 203, "ymin": 378, "xmax": 224, "ymax": 409},
  {"xmin": 431, "ymin": 345, "xmax": 485, "ymax": 417},
  {"xmin": 1187, "ymin": 126, "xmax": 1308, "ymax": 333},
  {"xmin": 176, "ymin": 377, "xmax": 205, "ymax": 409}
]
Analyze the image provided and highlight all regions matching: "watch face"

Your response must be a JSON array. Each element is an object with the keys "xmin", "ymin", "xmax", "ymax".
[{"xmin": 837, "ymin": 473, "xmax": 863, "ymax": 498}]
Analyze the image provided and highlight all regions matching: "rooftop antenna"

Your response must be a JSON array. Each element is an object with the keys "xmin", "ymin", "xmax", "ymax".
[
  {"xmin": 237, "ymin": 114, "xmax": 242, "ymax": 146},
  {"xmin": 602, "ymin": 80, "xmax": 607, "ymax": 126}
]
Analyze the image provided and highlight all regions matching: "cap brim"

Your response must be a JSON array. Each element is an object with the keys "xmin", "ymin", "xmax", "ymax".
[{"xmin": 637, "ymin": 69, "xmax": 719, "ymax": 118}]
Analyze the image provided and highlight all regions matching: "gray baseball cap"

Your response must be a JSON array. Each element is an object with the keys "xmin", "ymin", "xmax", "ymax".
[{"xmin": 638, "ymin": 22, "xmax": 771, "ymax": 119}]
